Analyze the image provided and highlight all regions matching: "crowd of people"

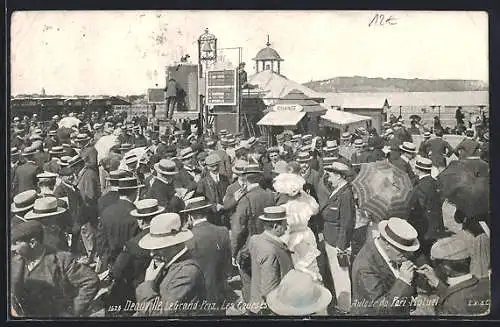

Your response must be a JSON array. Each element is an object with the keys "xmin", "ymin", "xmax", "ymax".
[{"xmin": 9, "ymin": 110, "xmax": 490, "ymax": 317}]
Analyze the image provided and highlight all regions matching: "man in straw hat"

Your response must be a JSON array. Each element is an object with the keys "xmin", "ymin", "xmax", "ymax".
[
  {"xmin": 352, "ymin": 217, "xmax": 421, "ymax": 315},
  {"xmin": 97, "ymin": 169, "xmax": 133, "ymax": 215},
  {"xmin": 455, "ymin": 128, "xmax": 480, "ymax": 160},
  {"xmin": 175, "ymin": 147, "xmax": 198, "ymax": 190},
  {"xmin": 389, "ymin": 141, "xmax": 418, "ymax": 185},
  {"xmin": 75, "ymin": 133, "xmax": 98, "ymax": 170},
  {"xmin": 319, "ymin": 162, "xmax": 356, "ymax": 313},
  {"xmin": 206, "ymin": 137, "xmax": 233, "ymax": 180},
  {"xmin": 181, "ymin": 197, "xmax": 231, "ymax": 313},
  {"xmin": 98, "ymin": 177, "xmax": 144, "ymax": 268},
  {"xmin": 418, "ymin": 131, "xmax": 432, "ymax": 158},
  {"xmin": 223, "ymin": 160, "xmax": 248, "ymax": 216},
  {"xmin": 106, "ymin": 199, "xmax": 166, "ymax": 317},
  {"xmin": 12, "ymin": 146, "xmax": 43, "ymax": 196},
  {"xmin": 416, "ymin": 236, "xmax": 490, "ymax": 315},
  {"xmin": 135, "ymin": 213, "xmax": 207, "ymax": 316},
  {"xmin": 247, "ymin": 206, "xmax": 294, "ymax": 315},
  {"xmin": 146, "ymin": 159, "xmax": 185, "ymax": 213},
  {"xmin": 196, "ymin": 153, "xmax": 230, "ymax": 226},
  {"xmin": 266, "ymin": 269, "xmax": 332, "ymax": 316},
  {"xmin": 44, "ymin": 129, "xmax": 59, "ymax": 151},
  {"xmin": 10, "ymin": 189, "xmax": 38, "ymax": 228},
  {"xmin": 10, "ymin": 220, "xmax": 99, "ymax": 317},
  {"xmin": 407, "ymin": 157, "xmax": 447, "ymax": 256},
  {"xmin": 296, "ymin": 151, "xmax": 322, "ymax": 201},
  {"xmin": 230, "ymin": 164, "xmax": 276, "ymax": 306},
  {"xmin": 44, "ymin": 146, "xmax": 65, "ymax": 174}
]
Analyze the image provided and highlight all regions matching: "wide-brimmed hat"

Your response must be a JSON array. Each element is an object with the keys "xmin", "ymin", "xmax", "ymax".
[
  {"xmin": 24, "ymin": 197, "xmax": 67, "ymax": 220},
  {"xmin": 58, "ymin": 156, "xmax": 72, "ymax": 167},
  {"xmin": 180, "ymin": 196, "xmax": 214, "ymax": 214},
  {"xmin": 106, "ymin": 169, "xmax": 133, "ymax": 183},
  {"xmin": 296, "ymin": 151, "xmax": 312, "ymax": 163},
  {"xmin": 116, "ymin": 177, "xmax": 145, "ymax": 190},
  {"xmin": 36, "ymin": 172, "xmax": 58, "ymax": 180},
  {"xmin": 324, "ymin": 162, "xmax": 351, "ymax": 175},
  {"xmin": 302, "ymin": 134, "xmax": 313, "ymax": 143},
  {"xmin": 49, "ymin": 146, "xmax": 64, "ymax": 155},
  {"xmin": 232, "ymin": 160, "xmax": 248, "ymax": 174},
  {"xmin": 29, "ymin": 134, "xmax": 43, "ymax": 142},
  {"xmin": 180, "ymin": 147, "xmax": 195, "ymax": 160},
  {"xmin": 430, "ymin": 236, "xmax": 470, "ymax": 261},
  {"xmin": 399, "ymin": 142, "xmax": 417, "ymax": 154},
  {"xmin": 259, "ymin": 206, "xmax": 288, "ymax": 221},
  {"xmin": 205, "ymin": 154, "xmax": 221, "ymax": 166},
  {"xmin": 291, "ymin": 134, "xmax": 302, "ymax": 141},
  {"xmin": 74, "ymin": 133, "xmax": 90, "ymax": 143},
  {"xmin": 415, "ymin": 157, "xmax": 433, "ymax": 171},
  {"xmin": 154, "ymin": 159, "xmax": 179, "ymax": 176},
  {"xmin": 124, "ymin": 153, "xmax": 139, "ymax": 166},
  {"xmin": 378, "ymin": 217, "xmax": 420, "ymax": 252},
  {"xmin": 219, "ymin": 129, "xmax": 229, "ymax": 136},
  {"xmin": 384, "ymin": 129, "xmax": 394, "ymax": 136},
  {"xmin": 266, "ymin": 269, "xmax": 332, "ymax": 316},
  {"xmin": 130, "ymin": 199, "xmax": 165, "ymax": 218},
  {"xmin": 242, "ymin": 164, "xmax": 263, "ymax": 174},
  {"xmin": 11, "ymin": 190, "xmax": 38, "ymax": 214},
  {"xmin": 138, "ymin": 213, "xmax": 193, "ymax": 250},
  {"xmin": 423, "ymin": 131, "xmax": 431, "ymax": 139},
  {"xmin": 225, "ymin": 137, "xmax": 236, "ymax": 146}
]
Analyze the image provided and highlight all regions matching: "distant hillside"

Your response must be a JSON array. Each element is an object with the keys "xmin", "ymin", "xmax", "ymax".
[{"xmin": 303, "ymin": 76, "xmax": 489, "ymax": 93}]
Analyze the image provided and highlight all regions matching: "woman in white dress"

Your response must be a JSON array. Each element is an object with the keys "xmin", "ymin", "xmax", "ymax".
[{"xmin": 273, "ymin": 173, "xmax": 322, "ymax": 281}]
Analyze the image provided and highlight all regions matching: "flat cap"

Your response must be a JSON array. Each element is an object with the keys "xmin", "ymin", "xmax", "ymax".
[{"xmin": 205, "ymin": 153, "xmax": 221, "ymax": 166}]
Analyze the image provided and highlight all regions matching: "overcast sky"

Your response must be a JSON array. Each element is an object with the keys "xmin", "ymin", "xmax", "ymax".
[{"xmin": 11, "ymin": 10, "xmax": 488, "ymax": 95}]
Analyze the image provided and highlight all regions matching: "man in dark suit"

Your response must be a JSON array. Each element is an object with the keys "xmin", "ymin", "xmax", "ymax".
[
  {"xmin": 98, "ymin": 170, "xmax": 132, "ymax": 215},
  {"xmin": 418, "ymin": 132, "xmax": 432, "ymax": 158},
  {"xmin": 248, "ymin": 206, "xmax": 293, "ymax": 315},
  {"xmin": 12, "ymin": 147, "xmax": 42, "ymax": 196},
  {"xmin": 44, "ymin": 130, "xmax": 59, "ymax": 151},
  {"xmin": 455, "ymin": 129, "xmax": 481, "ymax": 160},
  {"xmin": 206, "ymin": 139, "xmax": 233, "ymax": 180},
  {"xmin": 146, "ymin": 159, "xmax": 185, "ymax": 213},
  {"xmin": 352, "ymin": 218, "xmax": 420, "ymax": 316},
  {"xmin": 131, "ymin": 126, "xmax": 148, "ymax": 148},
  {"xmin": 320, "ymin": 162, "xmax": 356, "ymax": 313},
  {"xmin": 230, "ymin": 165, "xmax": 276, "ymax": 304},
  {"xmin": 196, "ymin": 154, "xmax": 230, "ymax": 226},
  {"xmin": 423, "ymin": 129, "xmax": 454, "ymax": 173},
  {"xmin": 297, "ymin": 151, "xmax": 322, "ymax": 201},
  {"xmin": 407, "ymin": 157, "xmax": 446, "ymax": 256},
  {"xmin": 75, "ymin": 133, "xmax": 98, "ymax": 171},
  {"xmin": 417, "ymin": 236, "xmax": 490, "ymax": 315},
  {"xmin": 174, "ymin": 147, "xmax": 198, "ymax": 191},
  {"xmin": 98, "ymin": 177, "xmax": 143, "ymax": 268},
  {"xmin": 223, "ymin": 160, "xmax": 248, "ymax": 217},
  {"xmin": 389, "ymin": 142, "xmax": 417, "ymax": 185},
  {"xmin": 182, "ymin": 197, "xmax": 232, "ymax": 314}
]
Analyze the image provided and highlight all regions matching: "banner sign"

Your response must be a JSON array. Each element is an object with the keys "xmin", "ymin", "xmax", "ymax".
[
  {"xmin": 206, "ymin": 69, "xmax": 237, "ymax": 106},
  {"xmin": 273, "ymin": 104, "xmax": 303, "ymax": 112}
]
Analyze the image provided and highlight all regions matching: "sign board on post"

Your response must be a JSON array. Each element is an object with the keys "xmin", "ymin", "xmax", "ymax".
[
  {"xmin": 273, "ymin": 104, "xmax": 303, "ymax": 112},
  {"xmin": 206, "ymin": 69, "xmax": 237, "ymax": 106}
]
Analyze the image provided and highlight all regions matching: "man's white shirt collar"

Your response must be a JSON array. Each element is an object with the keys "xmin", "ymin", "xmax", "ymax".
[{"xmin": 447, "ymin": 273, "xmax": 473, "ymax": 287}]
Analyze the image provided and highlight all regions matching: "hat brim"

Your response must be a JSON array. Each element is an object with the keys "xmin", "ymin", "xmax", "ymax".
[
  {"xmin": 130, "ymin": 206, "xmax": 165, "ymax": 218},
  {"xmin": 378, "ymin": 220, "xmax": 420, "ymax": 252},
  {"xmin": 154, "ymin": 163, "xmax": 179, "ymax": 175},
  {"xmin": 138, "ymin": 230, "xmax": 194, "ymax": 250},
  {"xmin": 415, "ymin": 163, "xmax": 432, "ymax": 171},
  {"xmin": 296, "ymin": 158, "xmax": 312, "ymax": 163},
  {"xmin": 180, "ymin": 203, "xmax": 214, "ymax": 213},
  {"xmin": 266, "ymin": 284, "xmax": 332, "ymax": 316},
  {"xmin": 258, "ymin": 214, "xmax": 288, "ymax": 221},
  {"xmin": 181, "ymin": 153, "xmax": 196, "ymax": 160},
  {"xmin": 24, "ymin": 207, "xmax": 67, "ymax": 220},
  {"xmin": 232, "ymin": 167, "xmax": 244, "ymax": 174},
  {"xmin": 399, "ymin": 145, "xmax": 417, "ymax": 154},
  {"xmin": 117, "ymin": 184, "xmax": 145, "ymax": 190},
  {"xmin": 243, "ymin": 170, "xmax": 264, "ymax": 174},
  {"xmin": 11, "ymin": 203, "xmax": 35, "ymax": 214}
]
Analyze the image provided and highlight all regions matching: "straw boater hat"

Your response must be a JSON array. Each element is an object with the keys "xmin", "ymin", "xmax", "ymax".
[
  {"xmin": 341, "ymin": 132, "xmax": 351, "ymax": 140},
  {"xmin": 353, "ymin": 139, "xmax": 364, "ymax": 148},
  {"xmin": 225, "ymin": 136, "xmax": 236, "ymax": 146},
  {"xmin": 180, "ymin": 196, "xmax": 214, "ymax": 214},
  {"xmin": 24, "ymin": 197, "xmax": 67, "ymax": 220},
  {"xmin": 383, "ymin": 122, "xmax": 391, "ymax": 129},
  {"xmin": 384, "ymin": 128, "xmax": 394, "ymax": 137},
  {"xmin": 291, "ymin": 134, "xmax": 302, "ymax": 141},
  {"xmin": 266, "ymin": 269, "xmax": 332, "ymax": 316},
  {"xmin": 219, "ymin": 129, "xmax": 229, "ymax": 136},
  {"xmin": 399, "ymin": 142, "xmax": 417, "ymax": 154},
  {"xmin": 30, "ymin": 134, "xmax": 43, "ymax": 142},
  {"xmin": 11, "ymin": 147, "xmax": 20, "ymax": 157},
  {"xmin": 378, "ymin": 217, "xmax": 420, "ymax": 252},
  {"xmin": 324, "ymin": 162, "xmax": 350, "ymax": 175},
  {"xmin": 323, "ymin": 140, "xmax": 339, "ymax": 153},
  {"xmin": 49, "ymin": 146, "xmax": 64, "ymax": 156},
  {"xmin": 11, "ymin": 190, "xmax": 38, "ymax": 214},
  {"xmin": 423, "ymin": 131, "xmax": 431, "ymax": 139},
  {"xmin": 415, "ymin": 157, "xmax": 433, "ymax": 171},
  {"xmin": 302, "ymin": 134, "xmax": 313, "ymax": 143},
  {"xmin": 154, "ymin": 159, "xmax": 179, "ymax": 176},
  {"xmin": 22, "ymin": 147, "xmax": 37, "ymax": 157},
  {"xmin": 119, "ymin": 143, "xmax": 133, "ymax": 152},
  {"xmin": 259, "ymin": 206, "xmax": 288, "ymax": 222},
  {"xmin": 48, "ymin": 130, "xmax": 57, "ymax": 137},
  {"xmin": 37, "ymin": 172, "xmax": 58, "ymax": 181},
  {"xmin": 242, "ymin": 164, "xmax": 263, "ymax": 174},
  {"xmin": 75, "ymin": 133, "xmax": 90, "ymax": 143},
  {"xmin": 116, "ymin": 177, "xmax": 145, "ymax": 190},
  {"xmin": 124, "ymin": 153, "xmax": 139, "ymax": 167},
  {"xmin": 300, "ymin": 144, "xmax": 312, "ymax": 152},
  {"xmin": 130, "ymin": 199, "xmax": 165, "ymax": 218},
  {"xmin": 58, "ymin": 156, "xmax": 72, "ymax": 167},
  {"xmin": 67, "ymin": 155, "xmax": 84, "ymax": 168},
  {"xmin": 138, "ymin": 213, "xmax": 193, "ymax": 250},
  {"xmin": 180, "ymin": 147, "xmax": 196, "ymax": 160},
  {"xmin": 205, "ymin": 154, "xmax": 221, "ymax": 166},
  {"xmin": 296, "ymin": 151, "xmax": 312, "ymax": 163},
  {"xmin": 232, "ymin": 160, "xmax": 248, "ymax": 175}
]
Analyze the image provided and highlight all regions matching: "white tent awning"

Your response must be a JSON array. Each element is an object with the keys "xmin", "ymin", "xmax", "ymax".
[
  {"xmin": 257, "ymin": 111, "xmax": 306, "ymax": 126},
  {"xmin": 321, "ymin": 109, "xmax": 372, "ymax": 126}
]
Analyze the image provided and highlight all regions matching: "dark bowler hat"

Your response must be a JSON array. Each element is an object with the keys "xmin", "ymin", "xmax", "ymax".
[
  {"xmin": 116, "ymin": 177, "xmax": 145, "ymax": 190},
  {"xmin": 11, "ymin": 190, "xmax": 38, "ymax": 214},
  {"xmin": 12, "ymin": 220, "xmax": 44, "ymax": 243},
  {"xmin": 130, "ymin": 199, "xmax": 165, "ymax": 218},
  {"xmin": 259, "ymin": 206, "xmax": 288, "ymax": 222},
  {"xmin": 180, "ymin": 196, "xmax": 214, "ymax": 213}
]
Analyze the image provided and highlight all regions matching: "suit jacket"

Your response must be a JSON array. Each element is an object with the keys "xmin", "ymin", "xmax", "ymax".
[
  {"xmin": 80, "ymin": 146, "xmax": 98, "ymax": 169},
  {"xmin": 196, "ymin": 173, "xmax": 230, "ymax": 205},
  {"xmin": 389, "ymin": 155, "xmax": 417, "ymax": 185},
  {"xmin": 99, "ymin": 199, "xmax": 140, "ymax": 263},
  {"xmin": 248, "ymin": 232, "xmax": 294, "ymax": 313},
  {"xmin": 34, "ymin": 151, "xmax": 50, "ymax": 168},
  {"xmin": 319, "ymin": 183, "xmax": 356, "ymax": 250},
  {"xmin": 461, "ymin": 158, "xmax": 489, "ymax": 178},
  {"xmin": 43, "ymin": 159, "xmax": 61, "ymax": 174},
  {"xmin": 76, "ymin": 167, "xmax": 100, "ymax": 226},
  {"xmin": 418, "ymin": 139, "xmax": 429, "ymax": 158},
  {"xmin": 301, "ymin": 167, "xmax": 322, "ymax": 201},
  {"xmin": 135, "ymin": 252, "xmax": 207, "ymax": 316},
  {"xmin": 11, "ymin": 248, "xmax": 99, "ymax": 317},
  {"xmin": 435, "ymin": 276, "xmax": 490, "ymax": 315},
  {"xmin": 213, "ymin": 149, "xmax": 233, "ymax": 179},
  {"xmin": 407, "ymin": 175, "xmax": 445, "ymax": 243},
  {"xmin": 185, "ymin": 221, "xmax": 231, "ymax": 304},
  {"xmin": 424, "ymin": 137, "xmax": 454, "ymax": 167},
  {"xmin": 455, "ymin": 138, "xmax": 481, "ymax": 159},
  {"xmin": 223, "ymin": 179, "xmax": 243, "ymax": 213},
  {"xmin": 132, "ymin": 134, "xmax": 148, "ymax": 148},
  {"xmin": 230, "ymin": 186, "xmax": 276, "ymax": 257},
  {"xmin": 98, "ymin": 190, "xmax": 119, "ymax": 215},
  {"xmin": 12, "ymin": 161, "xmax": 42, "ymax": 196},
  {"xmin": 44, "ymin": 137, "xmax": 58, "ymax": 150},
  {"xmin": 351, "ymin": 237, "xmax": 416, "ymax": 315},
  {"xmin": 174, "ymin": 167, "xmax": 198, "ymax": 191},
  {"xmin": 145, "ymin": 179, "xmax": 185, "ymax": 213}
]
